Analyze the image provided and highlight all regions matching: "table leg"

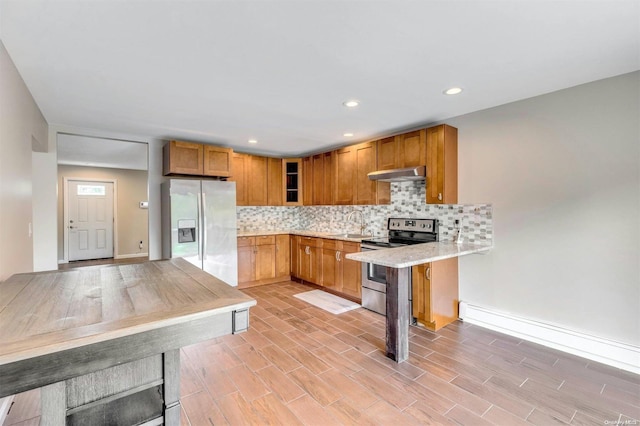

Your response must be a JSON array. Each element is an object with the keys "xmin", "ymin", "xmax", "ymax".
[
  {"xmin": 385, "ymin": 266, "xmax": 410, "ymax": 362},
  {"xmin": 41, "ymin": 382, "xmax": 66, "ymax": 426},
  {"xmin": 163, "ymin": 349, "xmax": 181, "ymax": 425}
]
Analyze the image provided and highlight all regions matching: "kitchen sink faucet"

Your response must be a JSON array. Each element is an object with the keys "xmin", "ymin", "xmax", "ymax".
[{"xmin": 346, "ymin": 209, "xmax": 366, "ymax": 235}]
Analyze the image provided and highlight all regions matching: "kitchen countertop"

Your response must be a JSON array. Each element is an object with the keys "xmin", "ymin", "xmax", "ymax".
[
  {"xmin": 345, "ymin": 241, "xmax": 492, "ymax": 267},
  {"xmin": 237, "ymin": 229, "xmax": 373, "ymax": 242}
]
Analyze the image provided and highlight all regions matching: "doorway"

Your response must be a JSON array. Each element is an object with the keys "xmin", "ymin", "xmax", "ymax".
[
  {"xmin": 57, "ymin": 133, "xmax": 149, "ymax": 265},
  {"xmin": 64, "ymin": 179, "xmax": 116, "ymax": 261}
]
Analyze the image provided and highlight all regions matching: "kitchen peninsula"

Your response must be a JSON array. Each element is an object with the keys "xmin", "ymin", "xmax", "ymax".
[
  {"xmin": 0, "ymin": 259, "xmax": 256, "ymax": 425},
  {"xmin": 346, "ymin": 241, "xmax": 491, "ymax": 362}
]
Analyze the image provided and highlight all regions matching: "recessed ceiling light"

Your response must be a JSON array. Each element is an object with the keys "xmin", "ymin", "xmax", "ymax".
[
  {"xmin": 248, "ymin": 139, "xmax": 258, "ymax": 144},
  {"xmin": 343, "ymin": 133, "xmax": 354, "ymax": 137},
  {"xmin": 444, "ymin": 87, "xmax": 463, "ymax": 95},
  {"xmin": 343, "ymin": 100, "xmax": 359, "ymax": 108}
]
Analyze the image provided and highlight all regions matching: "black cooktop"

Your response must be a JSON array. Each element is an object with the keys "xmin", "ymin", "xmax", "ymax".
[{"xmin": 362, "ymin": 218, "xmax": 439, "ymax": 248}]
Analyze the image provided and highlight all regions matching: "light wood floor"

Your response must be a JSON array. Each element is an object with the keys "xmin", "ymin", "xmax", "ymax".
[{"xmin": 4, "ymin": 281, "xmax": 639, "ymax": 425}]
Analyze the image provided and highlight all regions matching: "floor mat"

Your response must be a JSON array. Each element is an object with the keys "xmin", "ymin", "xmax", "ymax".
[{"xmin": 293, "ymin": 290, "xmax": 361, "ymax": 314}]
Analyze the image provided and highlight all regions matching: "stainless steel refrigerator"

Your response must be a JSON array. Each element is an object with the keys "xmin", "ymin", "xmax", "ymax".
[{"xmin": 161, "ymin": 179, "xmax": 238, "ymax": 286}]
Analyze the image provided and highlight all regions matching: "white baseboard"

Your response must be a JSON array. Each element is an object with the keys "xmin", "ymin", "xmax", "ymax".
[
  {"xmin": 114, "ymin": 253, "xmax": 148, "ymax": 260},
  {"xmin": 0, "ymin": 396, "xmax": 14, "ymax": 425},
  {"xmin": 459, "ymin": 302, "xmax": 640, "ymax": 374},
  {"xmin": 58, "ymin": 259, "xmax": 69, "ymax": 264}
]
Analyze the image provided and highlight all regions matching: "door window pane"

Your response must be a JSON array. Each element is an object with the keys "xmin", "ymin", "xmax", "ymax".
[{"xmin": 77, "ymin": 184, "xmax": 106, "ymax": 196}]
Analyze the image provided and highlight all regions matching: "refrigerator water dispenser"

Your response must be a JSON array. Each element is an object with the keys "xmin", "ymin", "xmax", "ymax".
[{"xmin": 177, "ymin": 219, "xmax": 196, "ymax": 243}]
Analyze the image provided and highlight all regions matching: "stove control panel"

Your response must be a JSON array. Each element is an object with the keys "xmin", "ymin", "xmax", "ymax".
[{"xmin": 387, "ymin": 218, "xmax": 437, "ymax": 233}]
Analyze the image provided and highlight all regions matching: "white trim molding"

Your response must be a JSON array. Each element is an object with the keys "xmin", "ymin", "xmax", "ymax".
[
  {"xmin": 459, "ymin": 302, "xmax": 640, "ymax": 374},
  {"xmin": 115, "ymin": 253, "xmax": 149, "ymax": 260}
]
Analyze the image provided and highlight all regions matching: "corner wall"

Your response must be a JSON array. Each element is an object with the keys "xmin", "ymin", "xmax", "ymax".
[
  {"xmin": 0, "ymin": 40, "xmax": 48, "ymax": 280},
  {"xmin": 449, "ymin": 71, "xmax": 640, "ymax": 347}
]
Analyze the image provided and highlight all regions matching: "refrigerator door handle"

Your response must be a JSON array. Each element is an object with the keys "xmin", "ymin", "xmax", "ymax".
[
  {"xmin": 196, "ymin": 192, "xmax": 203, "ymax": 262},
  {"xmin": 201, "ymin": 192, "xmax": 207, "ymax": 260}
]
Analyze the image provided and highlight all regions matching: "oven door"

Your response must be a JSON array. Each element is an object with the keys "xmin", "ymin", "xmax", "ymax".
[
  {"xmin": 360, "ymin": 245, "xmax": 413, "ymax": 319},
  {"xmin": 361, "ymin": 246, "xmax": 387, "ymax": 315}
]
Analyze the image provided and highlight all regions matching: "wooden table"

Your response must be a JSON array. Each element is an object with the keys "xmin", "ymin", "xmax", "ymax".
[
  {"xmin": 346, "ymin": 241, "xmax": 491, "ymax": 362},
  {"xmin": 0, "ymin": 259, "xmax": 256, "ymax": 425}
]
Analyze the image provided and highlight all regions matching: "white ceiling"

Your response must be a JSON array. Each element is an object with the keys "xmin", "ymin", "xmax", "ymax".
[{"xmin": 1, "ymin": 0, "xmax": 638, "ymax": 157}]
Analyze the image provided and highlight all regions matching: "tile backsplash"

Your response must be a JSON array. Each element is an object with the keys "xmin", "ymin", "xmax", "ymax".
[{"xmin": 237, "ymin": 182, "xmax": 492, "ymax": 244}]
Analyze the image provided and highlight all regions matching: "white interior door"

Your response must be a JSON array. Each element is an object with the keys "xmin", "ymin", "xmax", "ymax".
[{"xmin": 68, "ymin": 180, "xmax": 114, "ymax": 261}]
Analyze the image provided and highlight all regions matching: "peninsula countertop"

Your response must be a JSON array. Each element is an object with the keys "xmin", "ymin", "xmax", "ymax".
[
  {"xmin": 0, "ymin": 258, "xmax": 256, "ymax": 397},
  {"xmin": 345, "ymin": 241, "xmax": 492, "ymax": 267}
]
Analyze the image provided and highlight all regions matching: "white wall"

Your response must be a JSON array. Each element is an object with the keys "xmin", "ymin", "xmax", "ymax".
[
  {"xmin": 32, "ymin": 150, "xmax": 58, "ymax": 272},
  {"xmin": 0, "ymin": 40, "xmax": 48, "ymax": 280},
  {"xmin": 449, "ymin": 71, "xmax": 639, "ymax": 347}
]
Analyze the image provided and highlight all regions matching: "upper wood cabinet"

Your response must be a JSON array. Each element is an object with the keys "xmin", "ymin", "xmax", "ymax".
[
  {"xmin": 312, "ymin": 153, "xmax": 324, "ymax": 205},
  {"xmin": 377, "ymin": 136, "xmax": 399, "ymax": 170},
  {"xmin": 332, "ymin": 146, "xmax": 356, "ymax": 205},
  {"xmin": 311, "ymin": 152, "xmax": 333, "ymax": 205},
  {"xmin": 247, "ymin": 156, "xmax": 268, "ymax": 206},
  {"xmin": 230, "ymin": 152, "xmax": 249, "ymax": 205},
  {"xmin": 398, "ymin": 129, "xmax": 426, "ymax": 168},
  {"xmin": 302, "ymin": 156, "xmax": 313, "ymax": 206},
  {"xmin": 322, "ymin": 153, "xmax": 333, "ymax": 205},
  {"xmin": 354, "ymin": 142, "xmax": 378, "ymax": 205},
  {"xmin": 426, "ymin": 124, "xmax": 458, "ymax": 204},
  {"xmin": 163, "ymin": 140, "xmax": 204, "ymax": 176},
  {"xmin": 283, "ymin": 158, "xmax": 303, "ymax": 206},
  {"xmin": 231, "ymin": 154, "xmax": 282, "ymax": 206},
  {"xmin": 267, "ymin": 157, "xmax": 283, "ymax": 206},
  {"xmin": 164, "ymin": 140, "xmax": 233, "ymax": 177},
  {"xmin": 203, "ymin": 145, "xmax": 233, "ymax": 177}
]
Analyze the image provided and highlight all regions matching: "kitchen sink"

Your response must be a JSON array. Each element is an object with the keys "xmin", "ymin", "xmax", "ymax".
[{"xmin": 329, "ymin": 233, "xmax": 372, "ymax": 239}]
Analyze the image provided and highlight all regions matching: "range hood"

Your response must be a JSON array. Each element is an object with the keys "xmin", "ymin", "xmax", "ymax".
[{"xmin": 367, "ymin": 165, "xmax": 426, "ymax": 182}]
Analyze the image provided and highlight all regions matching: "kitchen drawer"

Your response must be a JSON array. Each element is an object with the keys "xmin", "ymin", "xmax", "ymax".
[
  {"xmin": 342, "ymin": 241, "xmax": 360, "ymax": 252},
  {"xmin": 322, "ymin": 239, "xmax": 339, "ymax": 250},
  {"xmin": 255, "ymin": 235, "xmax": 276, "ymax": 245},
  {"xmin": 299, "ymin": 236, "xmax": 322, "ymax": 248},
  {"xmin": 237, "ymin": 236, "xmax": 255, "ymax": 247}
]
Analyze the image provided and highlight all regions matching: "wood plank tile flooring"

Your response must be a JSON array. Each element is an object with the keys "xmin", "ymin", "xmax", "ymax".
[{"xmin": 4, "ymin": 281, "xmax": 639, "ymax": 425}]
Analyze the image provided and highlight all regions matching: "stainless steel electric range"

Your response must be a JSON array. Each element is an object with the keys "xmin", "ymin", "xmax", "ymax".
[{"xmin": 360, "ymin": 218, "xmax": 439, "ymax": 316}]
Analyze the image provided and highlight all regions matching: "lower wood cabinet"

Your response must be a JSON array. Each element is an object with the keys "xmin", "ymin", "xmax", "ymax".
[
  {"xmin": 297, "ymin": 236, "xmax": 322, "ymax": 285},
  {"xmin": 339, "ymin": 242, "xmax": 361, "ymax": 299},
  {"xmin": 237, "ymin": 235, "xmax": 290, "ymax": 288},
  {"xmin": 411, "ymin": 257, "xmax": 459, "ymax": 330},
  {"xmin": 239, "ymin": 233, "xmax": 361, "ymax": 301}
]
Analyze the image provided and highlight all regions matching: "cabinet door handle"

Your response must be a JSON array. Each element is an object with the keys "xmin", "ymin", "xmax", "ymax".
[
  {"xmin": 438, "ymin": 193, "xmax": 443, "ymax": 201},
  {"xmin": 338, "ymin": 251, "xmax": 342, "ymax": 261},
  {"xmin": 335, "ymin": 251, "xmax": 339, "ymax": 261},
  {"xmin": 425, "ymin": 267, "xmax": 431, "ymax": 280},
  {"xmin": 305, "ymin": 246, "xmax": 310, "ymax": 255}
]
